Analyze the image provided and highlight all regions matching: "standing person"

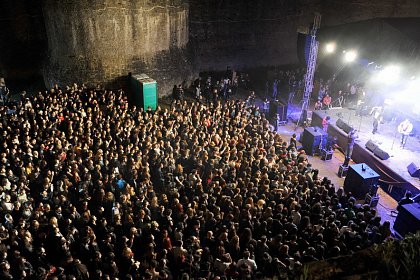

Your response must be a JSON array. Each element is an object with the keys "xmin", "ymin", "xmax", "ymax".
[
  {"xmin": 272, "ymin": 80, "xmax": 278, "ymax": 100},
  {"xmin": 290, "ymin": 133, "xmax": 297, "ymax": 148},
  {"xmin": 398, "ymin": 118, "xmax": 413, "ymax": 148},
  {"xmin": 222, "ymin": 78, "xmax": 229, "ymax": 100},
  {"xmin": 314, "ymin": 99, "xmax": 322, "ymax": 110},
  {"xmin": 249, "ymin": 91, "xmax": 256, "ymax": 106},
  {"xmin": 212, "ymin": 84, "xmax": 219, "ymax": 103},
  {"xmin": 318, "ymin": 83, "xmax": 325, "ymax": 100},
  {"xmin": 322, "ymin": 116, "xmax": 331, "ymax": 132},
  {"xmin": 322, "ymin": 93, "xmax": 332, "ymax": 110},
  {"xmin": 370, "ymin": 106, "xmax": 383, "ymax": 134},
  {"xmin": 262, "ymin": 99, "xmax": 270, "ymax": 116},
  {"xmin": 343, "ymin": 129, "xmax": 358, "ymax": 166},
  {"xmin": 195, "ymin": 84, "xmax": 201, "ymax": 101}
]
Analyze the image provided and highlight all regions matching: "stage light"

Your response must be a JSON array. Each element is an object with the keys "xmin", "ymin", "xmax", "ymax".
[
  {"xmin": 344, "ymin": 50, "xmax": 357, "ymax": 62},
  {"xmin": 377, "ymin": 65, "xmax": 400, "ymax": 83},
  {"xmin": 325, "ymin": 42, "xmax": 336, "ymax": 53},
  {"xmin": 384, "ymin": 98, "xmax": 393, "ymax": 106}
]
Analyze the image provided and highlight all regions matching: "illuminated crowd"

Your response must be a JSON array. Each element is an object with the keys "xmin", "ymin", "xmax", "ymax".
[{"xmin": 0, "ymin": 83, "xmax": 391, "ymax": 279}]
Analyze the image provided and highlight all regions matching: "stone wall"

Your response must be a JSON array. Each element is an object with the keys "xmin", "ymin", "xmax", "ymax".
[
  {"xmin": 42, "ymin": 0, "xmax": 192, "ymax": 95},
  {"xmin": 2, "ymin": 0, "xmax": 420, "ymax": 94},
  {"xmin": 189, "ymin": 0, "xmax": 300, "ymax": 72},
  {"xmin": 317, "ymin": 0, "xmax": 420, "ymax": 26}
]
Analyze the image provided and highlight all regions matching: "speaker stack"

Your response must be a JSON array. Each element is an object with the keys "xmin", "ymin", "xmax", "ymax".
[
  {"xmin": 344, "ymin": 163, "xmax": 380, "ymax": 199},
  {"xmin": 301, "ymin": 127, "xmax": 328, "ymax": 156},
  {"xmin": 269, "ymin": 100, "xmax": 288, "ymax": 122}
]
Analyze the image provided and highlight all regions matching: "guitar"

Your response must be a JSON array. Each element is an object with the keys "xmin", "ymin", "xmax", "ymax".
[{"xmin": 398, "ymin": 120, "xmax": 413, "ymax": 135}]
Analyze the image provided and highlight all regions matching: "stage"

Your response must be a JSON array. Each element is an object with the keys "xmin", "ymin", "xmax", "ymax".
[{"xmin": 312, "ymin": 108, "xmax": 420, "ymax": 201}]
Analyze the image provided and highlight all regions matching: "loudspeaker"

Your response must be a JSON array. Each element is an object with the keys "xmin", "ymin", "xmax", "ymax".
[
  {"xmin": 344, "ymin": 163, "xmax": 380, "ymax": 199},
  {"xmin": 407, "ymin": 162, "xmax": 420, "ymax": 177},
  {"xmin": 365, "ymin": 140, "xmax": 378, "ymax": 152},
  {"xmin": 301, "ymin": 127, "xmax": 328, "ymax": 156},
  {"xmin": 270, "ymin": 100, "xmax": 288, "ymax": 122},
  {"xmin": 373, "ymin": 147, "xmax": 390, "ymax": 160},
  {"xmin": 336, "ymin": 118, "xmax": 353, "ymax": 134},
  {"xmin": 394, "ymin": 203, "xmax": 420, "ymax": 237}
]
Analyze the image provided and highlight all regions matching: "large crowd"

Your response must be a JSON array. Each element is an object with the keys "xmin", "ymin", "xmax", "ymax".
[{"xmin": 0, "ymin": 83, "xmax": 392, "ymax": 279}]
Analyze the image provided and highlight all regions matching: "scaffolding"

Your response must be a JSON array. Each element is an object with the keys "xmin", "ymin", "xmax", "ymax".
[{"xmin": 297, "ymin": 13, "xmax": 321, "ymax": 127}]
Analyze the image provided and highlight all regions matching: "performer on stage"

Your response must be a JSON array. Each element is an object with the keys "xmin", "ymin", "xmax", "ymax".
[
  {"xmin": 370, "ymin": 106, "xmax": 383, "ymax": 134},
  {"xmin": 343, "ymin": 129, "xmax": 358, "ymax": 167},
  {"xmin": 398, "ymin": 118, "xmax": 413, "ymax": 148}
]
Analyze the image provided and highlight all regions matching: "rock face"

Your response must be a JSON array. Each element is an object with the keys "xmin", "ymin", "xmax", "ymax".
[
  {"xmin": 189, "ymin": 0, "xmax": 300, "ymax": 71},
  {"xmin": 1, "ymin": 0, "xmax": 420, "ymax": 94},
  {"xmin": 42, "ymin": 0, "xmax": 192, "ymax": 94}
]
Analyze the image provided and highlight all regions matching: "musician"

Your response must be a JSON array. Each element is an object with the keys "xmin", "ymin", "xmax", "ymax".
[
  {"xmin": 370, "ymin": 106, "xmax": 383, "ymax": 134},
  {"xmin": 398, "ymin": 118, "xmax": 413, "ymax": 148}
]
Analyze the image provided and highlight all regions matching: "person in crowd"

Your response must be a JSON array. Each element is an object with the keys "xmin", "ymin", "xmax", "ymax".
[
  {"xmin": 0, "ymin": 80, "xmax": 392, "ymax": 279},
  {"xmin": 314, "ymin": 99, "xmax": 322, "ymax": 111},
  {"xmin": 272, "ymin": 80, "xmax": 278, "ymax": 100},
  {"xmin": 397, "ymin": 191, "xmax": 414, "ymax": 211},
  {"xmin": 322, "ymin": 93, "xmax": 332, "ymax": 110},
  {"xmin": 263, "ymin": 98, "xmax": 270, "ymax": 116}
]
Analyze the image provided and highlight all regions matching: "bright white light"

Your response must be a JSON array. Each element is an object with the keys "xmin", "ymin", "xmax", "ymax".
[
  {"xmin": 344, "ymin": 50, "xmax": 357, "ymax": 62},
  {"xmin": 377, "ymin": 65, "xmax": 400, "ymax": 84},
  {"xmin": 384, "ymin": 98, "xmax": 393, "ymax": 106},
  {"xmin": 325, "ymin": 42, "xmax": 336, "ymax": 53}
]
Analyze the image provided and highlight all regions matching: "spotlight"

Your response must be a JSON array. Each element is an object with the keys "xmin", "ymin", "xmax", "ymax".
[
  {"xmin": 344, "ymin": 50, "xmax": 357, "ymax": 63},
  {"xmin": 377, "ymin": 65, "xmax": 400, "ymax": 83},
  {"xmin": 325, "ymin": 42, "xmax": 336, "ymax": 53}
]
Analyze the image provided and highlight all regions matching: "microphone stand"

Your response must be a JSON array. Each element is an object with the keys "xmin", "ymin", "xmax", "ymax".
[
  {"xmin": 391, "ymin": 129, "xmax": 398, "ymax": 150},
  {"xmin": 358, "ymin": 113, "xmax": 363, "ymax": 133}
]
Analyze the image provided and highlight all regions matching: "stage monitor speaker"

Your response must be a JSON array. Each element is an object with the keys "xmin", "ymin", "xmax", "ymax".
[
  {"xmin": 365, "ymin": 140, "xmax": 378, "ymax": 153},
  {"xmin": 344, "ymin": 163, "xmax": 380, "ymax": 199},
  {"xmin": 336, "ymin": 118, "xmax": 353, "ymax": 134},
  {"xmin": 373, "ymin": 147, "xmax": 390, "ymax": 160},
  {"xmin": 407, "ymin": 162, "xmax": 420, "ymax": 177},
  {"xmin": 301, "ymin": 126, "xmax": 328, "ymax": 156}
]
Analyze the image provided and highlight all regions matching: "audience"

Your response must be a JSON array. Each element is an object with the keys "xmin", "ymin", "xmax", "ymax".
[{"xmin": 0, "ymin": 82, "xmax": 391, "ymax": 279}]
